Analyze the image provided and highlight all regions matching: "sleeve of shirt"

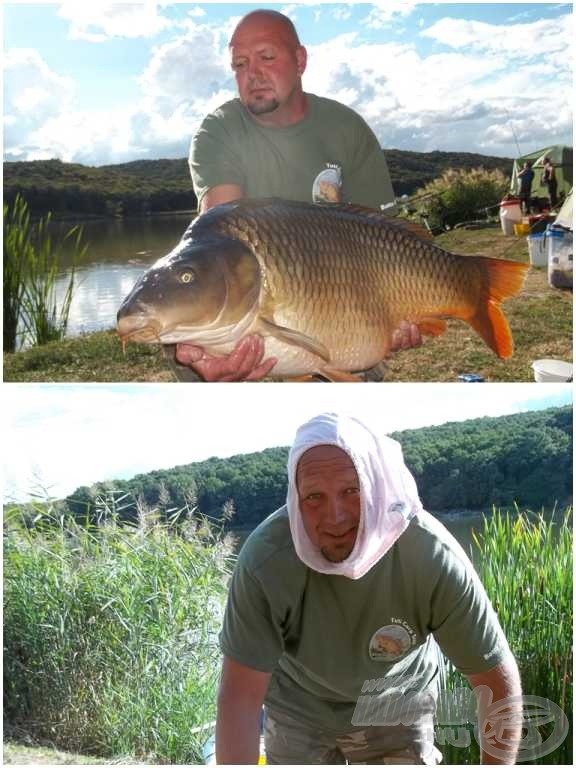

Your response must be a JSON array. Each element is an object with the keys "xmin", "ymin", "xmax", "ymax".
[
  {"xmin": 219, "ymin": 555, "xmax": 284, "ymax": 673},
  {"xmin": 428, "ymin": 545, "xmax": 511, "ymax": 676},
  {"xmin": 343, "ymin": 113, "xmax": 397, "ymax": 213},
  {"xmin": 188, "ymin": 112, "xmax": 246, "ymax": 207}
]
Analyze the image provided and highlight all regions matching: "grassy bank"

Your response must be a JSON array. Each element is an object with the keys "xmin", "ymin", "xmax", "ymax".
[
  {"xmin": 3, "ymin": 504, "xmax": 234, "ymax": 764},
  {"xmin": 3, "ymin": 225, "xmax": 572, "ymax": 382},
  {"xmin": 3, "ymin": 740, "xmax": 118, "ymax": 764},
  {"xmin": 3, "ymin": 330, "xmax": 171, "ymax": 382}
]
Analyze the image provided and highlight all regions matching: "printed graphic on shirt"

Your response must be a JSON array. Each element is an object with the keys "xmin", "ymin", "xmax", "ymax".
[
  {"xmin": 312, "ymin": 163, "xmax": 342, "ymax": 203},
  {"xmin": 369, "ymin": 620, "xmax": 416, "ymax": 662}
]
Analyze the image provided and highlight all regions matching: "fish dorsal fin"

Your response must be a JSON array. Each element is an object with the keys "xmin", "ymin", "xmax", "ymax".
[
  {"xmin": 323, "ymin": 203, "xmax": 435, "ymax": 241},
  {"xmin": 258, "ymin": 316, "xmax": 331, "ymax": 363},
  {"xmin": 388, "ymin": 218, "xmax": 435, "ymax": 241}
]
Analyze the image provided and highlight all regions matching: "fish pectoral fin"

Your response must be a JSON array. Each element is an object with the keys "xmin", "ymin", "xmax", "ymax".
[
  {"xmin": 258, "ymin": 317, "xmax": 331, "ymax": 363},
  {"xmin": 416, "ymin": 318, "xmax": 448, "ymax": 337},
  {"xmin": 317, "ymin": 368, "xmax": 363, "ymax": 382}
]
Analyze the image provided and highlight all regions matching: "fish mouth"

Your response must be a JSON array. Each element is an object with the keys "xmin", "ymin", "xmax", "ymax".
[{"xmin": 117, "ymin": 317, "xmax": 162, "ymax": 347}]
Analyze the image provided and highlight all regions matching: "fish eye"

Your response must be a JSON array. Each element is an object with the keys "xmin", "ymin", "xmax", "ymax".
[{"xmin": 179, "ymin": 270, "xmax": 196, "ymax": 284}]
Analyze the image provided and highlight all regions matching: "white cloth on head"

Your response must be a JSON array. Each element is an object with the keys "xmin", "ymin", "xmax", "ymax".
[{"xmin": 287, "ymin": 412, "xmax": 422, "ymax": 579}]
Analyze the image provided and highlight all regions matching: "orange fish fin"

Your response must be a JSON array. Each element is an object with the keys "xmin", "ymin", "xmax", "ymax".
[
  {"xmin": 469, "ymin": 258, "xmax": 528, "ymax": 359},
  {"xmin": 417, "ymin": 318, "xmax": 447, "ymax": 337},
  {"xmin": 480, "ymin": 257, "xmax": 528, "ymax": 302},
  {"xmin": 317, "ymin": 368, "xmax": 363, "ymax": 382},
  {"xmin": 469, "ymin": 302, "xmax": 514, "ymax": 359},
  {"xmin": 283, "ymin": 374, "xmax": 317, "ymax": 382}
]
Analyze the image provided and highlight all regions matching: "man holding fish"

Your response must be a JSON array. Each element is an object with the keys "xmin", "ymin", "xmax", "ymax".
[
  {"xmin": 179, "ymin": 9, "xmax": 418, "ymax": 381},
  {"xmin": 117, "ymin": 11, "xmax": 527, "ymax": 379},
  {"xmin": 215, "ymin": 412, "xmax": 523, "ymax": 764}
]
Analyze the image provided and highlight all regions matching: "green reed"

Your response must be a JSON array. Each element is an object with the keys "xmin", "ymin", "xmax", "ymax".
[
  {"xmin": 3, "ymin": 194, "xmax": 87, "ymax": 351},
  {"xmin": 439, "ymin": 507, "xmax": 572, "ymax": 765},
  {"xmin": 3, "ymin": 496, "xmax": 235, "ymax": 763}
]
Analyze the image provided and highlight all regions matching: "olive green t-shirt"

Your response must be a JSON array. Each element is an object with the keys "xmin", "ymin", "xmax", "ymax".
[
  {"xmin": 220, "ymin": 507, "xmax": 510, "ymax": 732},
  {"xmin": 189, "ymin": 94, "xmax": 396, "ymax": 211}
]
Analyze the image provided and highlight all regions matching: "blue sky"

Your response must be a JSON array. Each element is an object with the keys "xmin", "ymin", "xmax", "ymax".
[
  {"xmin": 3, "ymin": 2, "xmax": 573, "ymax": 165},
  {"xmin": 3, "ymin": 383, "xmax": 572, "ymax": 502}
]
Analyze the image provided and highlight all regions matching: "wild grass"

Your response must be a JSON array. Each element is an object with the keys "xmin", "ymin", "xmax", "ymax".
[
  {"xmin": 3, "ymin": 495, "xmax": 235, "ymax": 763},
  {"xmin": 438, "ymin": 507, "xmax": 573, "ymax": 765},
  {"xmin": 408, "ymin": 167, "xmax": 510, "ymax": 231},
  {"xmin": 3, "ymin": 194, "xmax": 87, "ymax": 352}
]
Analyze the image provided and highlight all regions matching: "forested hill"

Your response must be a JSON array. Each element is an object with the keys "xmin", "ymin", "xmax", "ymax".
[
  {"xmin": 55, "ymin": 406, "xmax": 572, "ymax": 530},
  {"xmin": 2, "ymin": 149, "xmax": 513, "ymax": 218}
]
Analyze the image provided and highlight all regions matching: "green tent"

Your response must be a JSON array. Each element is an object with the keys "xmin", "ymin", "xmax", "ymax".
[
  {"xmin": 510, "ymin": 145, "xmax": 573, "ymax": 203},
  {"xmin": 554, "ymin": 188, "xmax": 572, "ymax": 231}
]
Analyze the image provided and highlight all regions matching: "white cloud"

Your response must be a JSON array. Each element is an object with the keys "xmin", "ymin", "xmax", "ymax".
[
  {"xmin": 57, "ymin": 2, "xmax": 173, "ymax": 41},
  {"xmin": 3, "ymin": 17, "xmax": 237, "ymax": 165},
  {"xmin": 362, "ymin": 1, "xmax": 419, "ymax": 29},
  {"xmin": 24, "ymin": 107, "xmax": 143, "ymax": 164},
  {"xmin": 138, "ymin": 26, "xmax": 233, "ymax": 115},
  {"xmin": 421, "ymin": 15, "xmax": 573, "ymax": 60},
  {"xmin": 4, "ymin": 49, "xmax": 76, "ymax": 158},
  {"xmin": 302, "ymin": 10, "xmax": 573, "ymax": 156},
  {"xmin": 186, "ymin": 6, "xmax": 206, "ymax": 20}
]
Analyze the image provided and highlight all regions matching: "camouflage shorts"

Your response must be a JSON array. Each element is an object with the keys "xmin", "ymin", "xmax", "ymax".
[{"xmin": 264, "ymin": 707, "xmax": 442, "ymax": 765}]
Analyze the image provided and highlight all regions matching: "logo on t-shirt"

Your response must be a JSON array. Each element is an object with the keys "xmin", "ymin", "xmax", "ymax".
[
  {"xmin": 312, "ymin": 163, "xmax": 342, "ymax": 203},
  {"xmin": 368, "ymin": 619, "xmax": 417, "ymax": 662}
]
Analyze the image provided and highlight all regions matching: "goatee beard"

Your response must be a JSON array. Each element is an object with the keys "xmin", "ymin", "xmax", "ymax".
[
  {"xmin": 247, "ymin": 97, "xmax": 280, "ymax": 115},
  {"xmin": 321, "ymin": 547, "xmax": 351, "ymax": 563}
]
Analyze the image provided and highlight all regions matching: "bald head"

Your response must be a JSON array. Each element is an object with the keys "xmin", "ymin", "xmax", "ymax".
[
  {"xmin": 228, "ymin": 7, "xmax": 308, "ymax": 126},
  {"xmin": 229, "ymin": 10, "xmax": 301, "ymax": 49}
]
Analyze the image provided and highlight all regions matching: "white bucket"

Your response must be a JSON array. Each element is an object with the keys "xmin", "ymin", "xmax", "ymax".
[
  {"xmin": 527, "ymin": 232, "xmax": 548, "ymax": 267},
  {"xmin": 499, "ymin": 200, "xmax": 522, "ymax": 236},
  {"xmin": 531, "ymin": 359, "xmax": 573, "ymax": 382}
]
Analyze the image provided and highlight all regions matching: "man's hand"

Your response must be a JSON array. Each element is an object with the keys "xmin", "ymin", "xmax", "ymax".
[
  {"xmin": 175, "ymin": 322, "xmax": 420, "ymax": 382},
  {"xmin": 390, "ymin": 321, "xmax": 422, "ymax": 352},
  {"xmin": 175, "ymin": 334, "xmax": 277, "ymax": 382},
  {"xmin": 466, "ymin": 656, "xmax": 523, "ymax": 764},
  {"xmin": 216, "ymin": 656, "xmax": 271, "ymax": 764}
]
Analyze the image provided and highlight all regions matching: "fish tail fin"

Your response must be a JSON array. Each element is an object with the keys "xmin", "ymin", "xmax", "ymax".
[{"xmin": 468, "ymin": 258, "xmax": 528, "ymax": 359}]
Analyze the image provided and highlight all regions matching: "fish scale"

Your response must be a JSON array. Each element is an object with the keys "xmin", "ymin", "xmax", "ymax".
[{"xmin": 117, "ymin": 198, "xmax": 528, "ymax": 380}]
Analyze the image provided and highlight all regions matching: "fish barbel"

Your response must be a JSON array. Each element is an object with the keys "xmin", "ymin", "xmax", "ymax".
[{"xmin": 117, "ymin": 198, "xmax": 528, "ymax": 380}]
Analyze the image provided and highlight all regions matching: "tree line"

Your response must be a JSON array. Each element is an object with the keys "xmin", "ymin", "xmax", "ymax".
[
  {"xmin": 6, "ymin": 406, "xmax": 568, "ymax": 531},
  {"xmin": 3, "ymin": 151, "xmax": 513, "ymax": 219}
]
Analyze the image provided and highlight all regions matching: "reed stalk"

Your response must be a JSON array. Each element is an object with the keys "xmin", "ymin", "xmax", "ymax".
[
  {"xmin": 3, "ymin": 194, "xmax": 87, "ymax": 350},
  {"xmin": 3, "ymin": 496, "xmax": 234, "ymax": 763},
  {"xmin": 439, "ymin": 506, "xmax": 572, "ymax": 765}
]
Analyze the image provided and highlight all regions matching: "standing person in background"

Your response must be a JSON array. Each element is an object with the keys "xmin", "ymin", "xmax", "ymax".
[
  {"xmin": 542, "ymin": 156, "xmax": 558, "ymax": 208},
  {"xmin": 517, "ymin": 161, "xmax": 534, "ymax": 215},
  {"xmin": 173, "ymin": 9, "xmax": 420, "ymax": 382}
]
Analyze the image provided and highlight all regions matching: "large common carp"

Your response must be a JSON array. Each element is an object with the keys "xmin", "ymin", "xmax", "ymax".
[{"xmin": 117, "ymin": 198, "xmax": 528, "ymax": 380}]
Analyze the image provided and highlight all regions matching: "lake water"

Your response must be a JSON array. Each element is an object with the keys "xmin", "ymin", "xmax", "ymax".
[{"xmin": 49, "ymin": 214, "xmax": 195, "ymax": 337}]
